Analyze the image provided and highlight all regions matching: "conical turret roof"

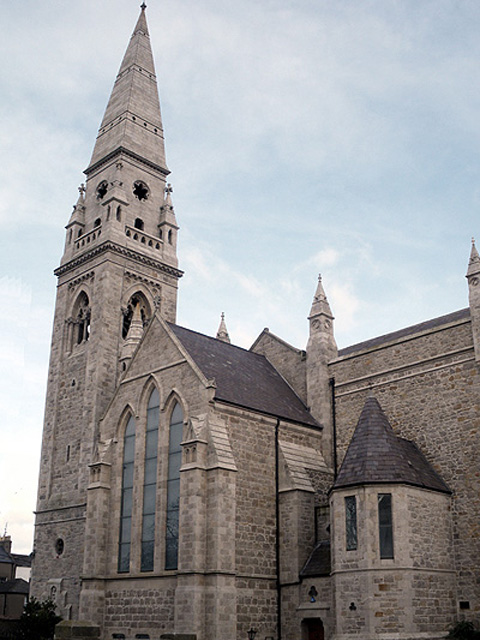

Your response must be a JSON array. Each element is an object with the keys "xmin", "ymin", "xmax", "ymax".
[
  {"xmin": 86, "ymin": 4, "xmax": 168, "ymax": 174},
  {"xmin": 216, "ymin": 312, "xmax": 231, "ymax": 343},
  {"xmin": 333, "ymin": 395, "xmax": 450, "ymax": 493},
  {"xmin": 467, "ymin": 237, "xmax": 480, "ymax": 278},
  {"xmin": 309, "ymin": 274, "xmax": 333, "ymax": 320}
]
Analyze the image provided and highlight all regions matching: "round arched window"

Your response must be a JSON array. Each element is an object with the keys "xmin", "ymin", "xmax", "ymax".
[{"xmin": 55, "ymin": 538, "xmax": 64, "ymax": 556}]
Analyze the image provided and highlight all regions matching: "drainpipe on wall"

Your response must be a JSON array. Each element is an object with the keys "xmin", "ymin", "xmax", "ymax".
[
  {"xmin": 275, "ymin": 417, "xmax": 282, "ymax": 640},
  {"xmin": 329, "ymin": 377, "xmax": 338, "ymax": 479}
]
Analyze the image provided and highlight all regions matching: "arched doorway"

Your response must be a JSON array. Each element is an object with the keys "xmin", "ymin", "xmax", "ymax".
[{"xmin": 302, "ymin": 618, "xmax": 324, "ymax": 640}]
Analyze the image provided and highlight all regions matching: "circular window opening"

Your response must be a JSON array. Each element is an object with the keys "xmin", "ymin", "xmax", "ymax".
[
  {"xmin": 55, "ymin": 538, "xmax": 64, "ymax": 556},
  {"xmin": 96, "ymin": 181, "xmax": 108, "ymax": 200},
  {"xmin": 133, "ymin": 181, "xmax": 149, "ymax": 201}
]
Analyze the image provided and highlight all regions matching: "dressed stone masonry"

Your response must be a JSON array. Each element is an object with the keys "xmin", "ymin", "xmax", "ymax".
[{"xmin": 31, "ymin": 5, "xmax": 480, "ymax": 640}]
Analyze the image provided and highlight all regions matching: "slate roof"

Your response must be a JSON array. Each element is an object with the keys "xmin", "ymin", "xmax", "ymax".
[
  {"xmin": 0, "ymin": 547, "xmax": 14, "ymax": 565},
  {"xmin": 300, "ymin": 541, "xmax": 331, "ymax": 577},
  {"xmin": 168, "ymin": 323, "xmax": 319, "ymax": 428},
  {"xmin": 338, "ymin": 308, "xmax": 470, "ymax": 357},
  {"xmin": 11, "ymin": 554, "xmax": 31, "ymax": 568},
  {"xmin": 333, "ymin": 396, "xmax": 450, "ymax": 493},
  {"xmin": 0, "ymin": 578, "xmax": 29, "ymax": 595}
]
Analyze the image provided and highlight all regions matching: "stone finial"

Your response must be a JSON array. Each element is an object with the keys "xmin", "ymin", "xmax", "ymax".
[
  {"xmin": 141, "ymin": 2, "xmax": 147, "ymax": 10},
  {"xmin": 74, "ymin": 184, "xmax": 86, "ymax": 209},
  {"xmin": 308, "ymin": 274, "xmax": 333, "ymax": 321},
  {"xmin": 216, "ymin": 312, "xmax": 231, "ymax": 343},
  {"xmin": 164, "ymin": 183, "xmax": 174, "ymax": 206},
  {"xmin": 467, "ymin": 237, "xmax": 480, "ymax": 278}
]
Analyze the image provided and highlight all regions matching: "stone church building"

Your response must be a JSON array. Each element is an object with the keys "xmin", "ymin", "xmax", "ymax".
[{"xmin": 31, "ymin": 6, "xmax": 480, "ymax": 640}]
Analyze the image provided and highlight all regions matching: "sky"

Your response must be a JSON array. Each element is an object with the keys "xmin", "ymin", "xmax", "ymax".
[{"xmin": 2, "ymin": 0, "xmax": 480, "ymax": 553}]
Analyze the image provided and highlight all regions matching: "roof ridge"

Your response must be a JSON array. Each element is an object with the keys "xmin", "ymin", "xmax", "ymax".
[
  {"xmin": 167, "ymin": 322, "xmax": 269, "ymax": 359},
  {"xmin": 338, "ymin": 307, "xmax": 469, "ymax": 357}
]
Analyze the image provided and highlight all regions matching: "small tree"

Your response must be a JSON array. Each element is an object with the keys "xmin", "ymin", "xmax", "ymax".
[{"xmin": 17, "ymin": 597, "xmax": 62, "ymax": 640}]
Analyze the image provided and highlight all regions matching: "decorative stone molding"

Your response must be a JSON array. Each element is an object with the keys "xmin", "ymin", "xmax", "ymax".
[
  {"xmin": 55, "ymin": 241, "xmax": 183, "ymax": 279},
  {"xmin": 67, "ymin": 272, "xmax": 95, "ymax": 291}
]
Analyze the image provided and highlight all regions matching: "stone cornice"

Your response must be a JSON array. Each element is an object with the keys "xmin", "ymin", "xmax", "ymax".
[
  {"xmin": 54, "ymin": 240, "xmax": 184, "ymax": 279},
  {"xmin": 84, "ymin": 146, "xmax": 170, "ymax": 177}
]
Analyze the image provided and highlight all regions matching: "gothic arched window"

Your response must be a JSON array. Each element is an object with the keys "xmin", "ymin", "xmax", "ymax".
[
  {"xmin": 73, "ymin": 292, "xmax": 90, "ymax": 346},
  {"xmin": 122, "ymin": 292, "xmax": 151, "ymax": 338},
  {"xmin": 165, "ymin": 402, "xmax": 183, "ymax": 570},
  {"xmin": 118, "ymin": 414, "xmax": 136, "ymax": 573},
  {"xmin": 141, "ymin": 388, "xmax": 159, "ymax": 572}
]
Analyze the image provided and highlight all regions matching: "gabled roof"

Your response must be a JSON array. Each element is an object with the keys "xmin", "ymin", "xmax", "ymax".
[
  {"xmin": 333, "ymin": 396, "xmax": 450, "ymax": 493},
  {"xmin": 168, "ymin": 323, "xmax": 319, "ymax": 428}
]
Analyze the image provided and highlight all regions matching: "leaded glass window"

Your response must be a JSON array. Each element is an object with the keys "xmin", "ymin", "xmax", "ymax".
[
  {"xmin": 345, "ymin": 496, "xmax": 357, "ymax": 551},
  {"xmin": 165, "ymin": 402, "xmax": 183, "ymax": 570},
  {"xmin": 118, "ymin": 415, "xmax": 136, "ymax": 572},
  {"xmin": 141, "ymin": 388, "xmax": 159, "ymax": 571},
  {"xmin": 378, "ymin": 493, "xmax": 394, "ymax": 559}
]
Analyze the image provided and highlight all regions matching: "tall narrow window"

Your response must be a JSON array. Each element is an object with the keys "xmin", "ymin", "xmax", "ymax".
[
  {"xmin": 118, "ymin": 415, "xmax": 136, "ymax": 572},
  {"xmin": 165, "ymin": 402, "xmax": 183, "ymax": 570},
  {"xmin": 378, "ymin": 493, "xmax": 394, "ymax": 559},
  {"xmin": 141, "ymin": 388, "xmax": 159, "ymax": 571},
  {"xmin": 73, "ymin": 292, "xmax": 90, "ymax": 345},
  {"xmin": 345, "ymin": 496, "xmax": 357, "ymax": 550}
]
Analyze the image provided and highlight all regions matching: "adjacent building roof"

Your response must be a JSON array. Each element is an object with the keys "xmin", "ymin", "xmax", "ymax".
[
  {"xmin": 0, "ymin": 547, "xmax": 14, "ymax": 565},
  {"xmin": 338, "ymin": 308, "xmax": 470, "ymax": 357},
  {"xmin": 333, "ymin": 395, "xmax": 450, "ymax": 493},
  {"xmin": 168, "ymin": 323, "xmax": 319, "ymax": 428},
  {"xmin": 0, "ymin": 578, "xmax": 29, "ymax": 595},
  {"xmin": 11, "ymin": 554, "xmax": 31, "ymax": 568}
]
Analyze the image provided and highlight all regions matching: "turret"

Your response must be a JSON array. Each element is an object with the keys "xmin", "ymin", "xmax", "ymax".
[
  {"xmin": 159, "ymin": 183, "xmax": 179, "ymax": 266},
  {"xmin": 216, "ymin": 312, "xmax": 231, "ymax": 343},
  {"xmin": 306, "ymin": 275, "xmax": 337, "ymax": 467},
  {"xmin": 466, "ymin": 238, "xmax": 480, "ymax": 362},
  {"xmin": 64, "ymin": 184, "xmax": 86, "ymax": 252}
]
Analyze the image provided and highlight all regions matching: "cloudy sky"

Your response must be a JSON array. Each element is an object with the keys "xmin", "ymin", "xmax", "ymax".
[{"xmin": 2, "ymin": 0, "xmax": 480, "ymax": 553}]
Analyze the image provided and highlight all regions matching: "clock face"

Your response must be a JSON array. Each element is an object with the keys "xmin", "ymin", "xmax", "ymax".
[
  {"xmin": 96, "ymin": 180, "xmax": 108, "ymax": 200},
  {"xmin": 133, "ymin": 180, "xmax": 149, "ymax": 201}
]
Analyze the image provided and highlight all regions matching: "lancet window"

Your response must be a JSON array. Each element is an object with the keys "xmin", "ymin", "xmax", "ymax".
[
  {"xmin": 345, "ymin": 496, "xmax": 357, "ymax": 551},
  {"xmin": 118, "ymin": 415, "xmax": 136, "ymax": 573},
  {"xmin": 70, "ymin": 291, "xmax": 90, "ymax": 348},
  {"xmin": 378, "ymin": 493, "xmax": 394, "ymax": 559},
  {"xmin": 165, "ymin": 402, "xmax": 183, "ymax": 570},
  {"xmin": 141, "ymin": 388, "xmax": 159, "ymax": 571}
]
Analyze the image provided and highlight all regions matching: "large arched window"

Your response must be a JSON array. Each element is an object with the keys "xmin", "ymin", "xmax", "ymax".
[
  {"xmin": 141, "ymin": 388, "xmax": 159, "ymax": 571},
  {"xmin": 118, "ymin": 414, "xmax": 136, "ymax": 573},
  {"xmin": 165, "ymin": 402, "xmax": 183, "ymax": 570}
]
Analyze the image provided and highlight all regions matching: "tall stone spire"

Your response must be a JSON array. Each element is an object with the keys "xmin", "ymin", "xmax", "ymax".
[
  {"xmin": 216, "ymin": 312, "xmax": 231, "ymax": 343},
  {"xmin": 86, "ymin": 3, "xmax": 168, "ymax": 174}
]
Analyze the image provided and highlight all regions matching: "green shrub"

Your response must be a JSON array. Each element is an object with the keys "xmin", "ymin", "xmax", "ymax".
[{"xmin": 17, "ymin": 597, "xmax": 62, "ymax": 640}]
